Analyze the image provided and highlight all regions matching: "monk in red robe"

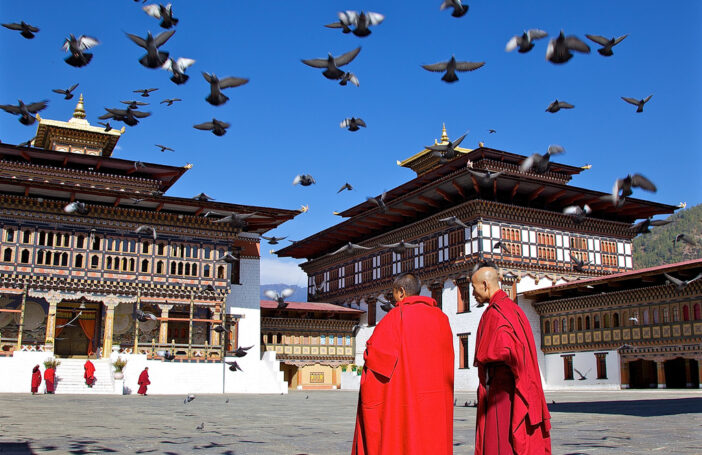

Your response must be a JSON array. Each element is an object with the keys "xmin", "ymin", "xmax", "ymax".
[
  {"xmin": 472, "ymin": 265, "xmax": 551, "ymax": 455},
  {"xmin": 31, "ymin": 365, "xmax": 42, "ymax": 395},
  {"xmin": 352, "ymin": 273, "xmax": 454, "ymax": 455},
  {"xmin": 137, "ymin": 367, "xmax": 150, "ymax": 396},
  {"xmin": 84, "ymin": 359, "xmax": 96, "ymax": 387},
  {"xmin": 44, "ymin": 366, "xmax": 56, "ymax": 394}
]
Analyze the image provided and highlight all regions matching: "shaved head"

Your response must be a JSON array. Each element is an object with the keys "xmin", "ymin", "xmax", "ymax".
[{"xmin": 471, "ymin": 266, "xmax": 501, "ymax": 306}]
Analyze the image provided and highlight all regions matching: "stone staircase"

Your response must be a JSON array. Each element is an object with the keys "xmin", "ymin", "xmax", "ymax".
[{"xmin": 54, "ymin": 359, "xmax": 116, "ymax": 394}]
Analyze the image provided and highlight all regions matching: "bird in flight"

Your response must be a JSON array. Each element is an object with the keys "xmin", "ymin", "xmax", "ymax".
[
  {"xmin": 546, "ymin": 31, "xmax": 590, "ymax": 64},
  {"xmin": 421, "ymin": 55, "xmax": 484, "ymax": 83},
  {"xmin": 133, "ymin": 88, "xmax": 158, "ymax": 97},
  {"xmin": 338, "ymin": 183, "xmax": 353, "ymax": 193},
  {"xmin": 545, "ymin": 100, "xmax": 574, "ymax": 113},
  {"xmin": 302, "ymin": 47, "xmax": 361, "ymax": 81},
  {"xmin": 135, "ymin": 225, "xmax": 157, "ymax": 240},
  {"xmin": 663, "ymin": 273, "xmax": 702, "ymax": 291},
  {"xmin": 586, "ymin": 34, "xmax": 628, "ymax": 56},
  {"xmin": 293, "ymin": 174, "xmax": 316, "ymax": 186},
  {"xmin": 125, "ymin": 30, "xmax": 175, "ymax": 68},
  {"xmin": 2, "ymin": 21, "xmax": 39, "ymax": 39},
  {"xmin": 335, "ymin": 11, "xmax": 385, "ymax": 37},
  {"xmin": 439, "ymin": 0, "xmax": 469, "ymax": 18},
  {"xmin": 0, "ymin": 100, "xmax": 48, "ymax": 125},
  {"xmin": 160, "ymin": 98, "xmax": 182, "ymax": 106},
  {"xmin": 506, "ymin": 29, "xmax": 548, "ymax": 53},
  {"xmin": 340, "ymin": 117, "xmax": 366, "ymax": 132},
  {"xmin": 155, "ymin": 144, "xmax": 174, "ymax": 152},
  {"xmin": 264, "ymin": 288, "xmax": 295, "ymax": 309},
  {"xmin": 519, "ymin": 145, "xmax": 565, "ymax": 174},
  {"xmin": 439, "ymin": 216, "xmax": 469, "ymax": 229},
  {"xmin": 162, "ymin": 57, "xmax": 195, "ymax": 85},
  {"xmin": 203, "ymin": 72, "xmax": 249, "ymax": 106},
  {"xmin": 194, "ymin": 119, "xmax": 230, "ymax": 136},
  {"xmin": 621, "ymin": 95, "xmax": 653, "ymax": 113},
  {"xmin": 63, "ymin": 34, "xmax": 100, "ymax": 67},
  {"xmin": 52, "ymin": 83, "xmax": 79, "ymax": 100},
  {"xmin": 143, "ymin": 3, "xmax": 179, "ymax": 29}
]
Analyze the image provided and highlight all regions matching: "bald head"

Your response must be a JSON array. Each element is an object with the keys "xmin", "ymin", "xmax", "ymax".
[{"xmin": 471, "ymin": 266, "xmax": 501, "ymax": 306}]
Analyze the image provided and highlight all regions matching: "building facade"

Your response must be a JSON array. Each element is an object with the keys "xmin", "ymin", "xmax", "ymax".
[{"xmin": 277, "ymin": 126, "xmax": 677, "ymax": 392}]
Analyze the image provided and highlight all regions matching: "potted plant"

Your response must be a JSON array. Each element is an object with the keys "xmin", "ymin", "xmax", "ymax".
[
  {"xmin": 43, "ymin": 358, "xmax": 60, "ymax": 369},
  {"xmin": 112, "ymin": 357, "xmax": 127, "ymax": 379},
  {"xmin": 341, "ymin": 364, "xmax": 348, "ymax": 372}
]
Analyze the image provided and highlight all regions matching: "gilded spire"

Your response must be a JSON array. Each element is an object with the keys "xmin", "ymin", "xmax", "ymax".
[
  {"xmin": 440, "ymin": 123, "xmax": 449, "ymax": 143},
  {"xmin": 73, "ymin": 94, "xmax": 86, "ymax": 119}
]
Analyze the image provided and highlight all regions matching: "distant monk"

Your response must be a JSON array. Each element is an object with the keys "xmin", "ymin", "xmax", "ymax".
[
  {"xmin": 31, "ymin": 365, "xmax": 41, "ymax": 395},
  {"xmin": 137, "ymin": 367, "xmax": 150, "ymax": 396},
  {"xmin": 472, "ymin": 265, "xmax": 551, "ymax": 455},
  {"xmin": 44, "ymin": 365, "xmax": 56, "ymax": 394},
  {"xmin": 84, "ymin": 359, "xmax": 96, "ymax": 387},
  {"xmin": 352, "ymin": 273, "xmax": 454, "ymax": 455}
]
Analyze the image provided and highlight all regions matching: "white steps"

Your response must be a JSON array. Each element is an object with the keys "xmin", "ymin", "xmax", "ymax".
[{"xmin": 54, "ymin": 359, "xmax": 116, "ymax": 394}]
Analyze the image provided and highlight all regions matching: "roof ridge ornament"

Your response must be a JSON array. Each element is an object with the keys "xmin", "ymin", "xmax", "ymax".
[
  {"xmin": 73, "ymin": 94, "xmax": 86, "ymax": 119},
  {"xmin": 440, "ymin": 123, "xmax": 449, "ymax": 143}
]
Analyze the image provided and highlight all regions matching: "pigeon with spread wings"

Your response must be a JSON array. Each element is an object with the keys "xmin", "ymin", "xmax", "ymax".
[
  {"xmin": 0, "ymin": 100, "xmax": 48, "ymax": 125},
  {"xmin": 264, "ymin": 288, "xmax": 295, "ymax": 309},
  {"xmin": 203, "ymin": 72, "xmax": 249, "ymax": 106},
  {"xmin": 421, "ymin": 56, "xmax": 484, "ymax": 83},
  {"xmin": 302, "ymin": 47, "xmax": 361, "ymax": 80},
  {"xmin": 2, "ymin": 21, "xmax": 39, "ymax": 39},
  {"xmin": 506, "ymin": 29, "xmax": 548, "ymax": 53},
  {"xmin": 63, "ymin": 34, "xmax": 100, "ymax": 67},
  {"xmin": 125, "ymin": 30, "xmax": 175, "ymax": 68}
]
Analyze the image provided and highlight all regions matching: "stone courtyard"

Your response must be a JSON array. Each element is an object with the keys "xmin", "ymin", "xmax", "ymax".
[{"xmin": 0, "ymin": 390, "xmax": 700, "ymax": 454}]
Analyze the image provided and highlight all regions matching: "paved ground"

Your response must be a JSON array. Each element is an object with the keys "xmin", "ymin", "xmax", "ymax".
[{"xmin": 0, "ymin": 390, "xmax": 700, "ymax": 454}]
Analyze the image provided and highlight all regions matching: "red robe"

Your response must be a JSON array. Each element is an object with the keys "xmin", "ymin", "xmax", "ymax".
[
  {"xmin": 137, "ymin": 369, "xmax": 150, "ymax": 395},
  {"xmin": 44, "ymin": 368, "xmax": 56, "ymax": 393},
  {"xmin": 352, "ymin": 295, "xmax": 454, "ymax": 455},
  {"xmin": 84, "ymin": 360, "xmax": 96, "ymax": 386},
  {"xmin": 31, "ymin": 369, "xmax": 42, "ymax": 393},
  {"xmin": 474, "ymin": 290, "xmax": 551, "ymax": 455}
]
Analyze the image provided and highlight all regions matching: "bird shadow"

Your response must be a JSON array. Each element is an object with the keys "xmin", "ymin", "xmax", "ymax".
[{"xmin": 548, "ymin": 397, "xmax": 702, "ymax": 417}]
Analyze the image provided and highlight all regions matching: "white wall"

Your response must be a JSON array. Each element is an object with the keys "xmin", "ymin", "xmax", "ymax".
[
  {"xmin": 0, "ymin": 351, "xmax": 51, "ymax": 393},
  {"xmin": 543, "ymin": 350, "xmax": 621, "ymax": 390}
]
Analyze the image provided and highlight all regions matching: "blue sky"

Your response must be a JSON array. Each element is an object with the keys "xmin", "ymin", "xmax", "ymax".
[{"xmin": 1, "ymin": 1, "xmax": 700, "ymax": 286}]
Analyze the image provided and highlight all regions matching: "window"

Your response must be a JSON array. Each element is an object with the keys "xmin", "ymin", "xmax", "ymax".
[
  {"xmin": 5, "ymin": 228, "xmax": 14, "ymax": 242},
  {"xmin": 74, "ymin": 254, "xmax": 83, "ymax": 268},
  {"xmin": 157, "ymin": 261, "xmax": 164, "ymax": 274},
  {"xmin": 19, "ymin": 249, "xmax": 29, "ymax": 263},
  {"xmin": 653, "ymin": 309, "xmax": 660, "ymax": 324},
  {"xmin": 2, "ymin": 248, "xmax": 11, "ymax": 262},
  {"xmin": 585, "ymin": 315, "xmax": 591, "ymax": 330},
  {"xmin": 354, "ymin": 261, "xmax": 362, "ymax": 285},
  {"xmin": 90, "ymin": 255, "xmax": 99, "ymax": 268},
  {"xmin": 142, "ymin": 242, "xmax": 150, "ymax": 254},
  {"xmin": 346, "ymin": 335, "xmax": 351, "ymax": 346},
  {"xmin": 230, "ymin": 258, "xmax": 241, "ymax": 284},
  {"xmin": 61, "ymin": 252, "xmax": 68, "ymax": 267},
  {"xmin": 594, "ymin": 315, "xmax": 600, "ymax": 329},
  {"xmin": 457, "ymin": 283, "xmax": 470, "ymax": 313},
  {"xmin": 413, "ymin": 242, "xmax": 424, "ymax": 269},
  {"xmin": 553, "ymin": 318, "xmax": 559, "ymax": 333},
  {"xmin": 320, "ymin": 335, "xmax": 326, "ymax": 345},
  {"xmin": 338, "ymin": 266, "xmax": 345, "ymax": 288},
  {"xmin": 544, "ymin": 320, "xmax": 550, "ymax": 334},
  {"xmin": 562, "ymin": 355, "xmax": 574, "ymax": 380},
  {"xmin": 695, "ymin": 304, "xmax": 701, "ymax": 321},
  {"xmin": 92, "ymin": 236, "xmax": 101, "ymax": 250},
  {"xmin": 437, "ymin": 233, "xmax": 449, "ymax": 262},
  {"xmin": 603, "ymin": 314, "xmax": 610, "ymax": 329},
  {"xmin": 217, "ymin": 265, "xmax": 225, "ymax": 279},
  {"xmin": 141, "ymin": 259, "xmax": 149, "ymax": 273},
  {"xmin": 157, "ymin": 243, "xmax": 165, "ymax": 255},
  {"xmin": 613, "ymin": 312, "xmax": 620, "ymax": 327},
  {"xmin": 76, "ymin": 235, "xmax": 85, "ymax": 249},
  {"xmin": 577, "ymin": 317, "xmax": 582, "ymax": 331},
  {"xmin": 568, "ymin": 317, "xmax": 574, "ymax": 332},
  {"xmin": 392, "ymin": 252, "xmax": 402, "ymax": 275},
  {"xmin": 372, "ymin": 255, "xmax": 381, "ymax": 280},
  {"xmin": 595, "ymin": 353, "xmax": 607, "ymax": 379},
  {"xmin": 431, "ymin": 285, "xmax": 443, "ymax": 310},
  {"xmin": 204, "ymin": 265, "xmax": 210, "ymax": 278},
  {"xmin": 643, "ymin": 309, "xmax": 650, "ymax": 324},
  {"xmin": 22, "ymin": 230, "xmax": 31, "ymax": 244},
  {"xmin": 682, "ymin": 305, "xmax": 689, "ymax": 321},
  {"xmin": 458, "ymin": 333, "xmax": 470, "ymax": 369}
]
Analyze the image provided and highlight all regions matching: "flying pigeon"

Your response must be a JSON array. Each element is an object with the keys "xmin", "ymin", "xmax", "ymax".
[
  {"xmin": 125, "ymin": 30, "xmax": 175, "ymax": 68},
  {"xmin": 609, "ymin": 174, "xmax": 657, "ymax": 206},
  {"xmin": 488, "ymin": 129, "xmax": 496, "ymax": 134},
  {"xmin": 99, "ymin": 107, "xmax": 151, "ymax": 126},
  {"xmin": 226, "ymin": 361, "xmax": 243, "ymax": 372},
  {"xmin": 505, "ymin": 29, "xmax": 548, "ymax": 53},
  {"xmin": 574, "ymin": 368, "xmax": 590, "ymax": 380},
  {"xmin": 97, "ymin": 121, "xmax": 112, "ymax": 131},
  {"xmin": 160, "ymin": 98, "xmax": 182, "ymax": 106},
  {"xmin": 570, "ymin": 253, "xmax": 591, "ymax": 272},
  {"xmin": 52, "ymin": 83, "xmax": 79, "ymax": 100},
  {"xmin": 262, "ymin": 235, "xmax": 287, "ymax": 245},
  {"xmin": 120, "ymin": 100, "xmax": 149, "ymax": 109},
  {"xmin": 519, "ymin": 145, "xmax": 565, "ymax": 174},
  {"xmin": 133, "ymin": 88, "xmax": 158, "ymax": 98},
  {"xmin": 563, "ymin": 204, "xmax": 591, "ymax": 224},
  {"xmin": 264, "ymin": 288, "xmax": 295, "ymax": 309},
  {"xmin": 162, "ymin": 57, "xmax": 195, "ymax": 84},
  {"xmin": 467, "ymin": 169, "xmax": 503, "ymax": 186},
  {"xmin": 301, "ymin": 47, "xmax": 361, "ymax": 80},
  {"xmin": 143, "ymin": 3, "xmax": 179, "ymax": 29},
  {"xmin": 338, "ymin": 183, "xmax": 353, "ymax": 193},
  {"xmin": 545, "ymin": 100, "xmax": 574, "ymax": 113},
  {"xmin": 2, "ymin": 21, "xmax": 40, "ymax": 39},
  {"xmin": 586, "ymin": 34, "xmax": 628, "ymax": 56},
  {"xmin": 439, "ymin": 0, "xmax": 469, "ymax": 18},
  {"xmin": 329, "ymin": 242, "xmax": 372, "ymax": 256},
  {"xmin": 439, "ymin": 216, "xmax": 469, "ymax": 229},
  {"xmin": 421, "ymin": 56, "xmax": 484, "ymax": 83},
  {"xmin": 0, "ymin": 100, "xmax": 48, "ymax": 125},
  {"xmin": 545, "ymin": 31, "xmax": 590, "ymax": 64},
  {"xmin": 621, "ymin": 95, "xmax": 653, "ymax": 113},
  {"xmin": 340, "ymin": 117, "xmax": 366, "ymax": 131},
  {"xmin": 217, "ymin": 252, "xmax": 239, "ymax": 263},
  {"xmin": 426, "ymin": 132, "xmax": 468, "ymax": 162},
  {"xmin": 293, "ymin": 174, "xmax": 316, "ymax": 186},
  {"xmin": 324, "ymin": 19, "xmax": 352, "ymax": 34},
  {"xmin": 674, "ymin": 233, "xmax": 698, "ymax": 247},
  {"xmin": 135, "ymin": 225, "xmax": 157, "ymax": 240},
  {"xmin": 377, "ymin": 296, "xmax": 394, "ymax": 312},
  {"xmin": 155, "ymin": 144, "xmax": 173, "ymax": 152},
  {"xmin": 213, "ymin": 325, "xmax": 229, "ymax": 334},
  {"xmin": 367, "ymin": 191, "xmax": 389, "ymax": 213},
  {"xmin": 233, "ymin": 345, "xmax": 253, "ymax": 357},
  {"xmin": 64, "ymin": 201, "xmax": 88, "ymax": 215},
  {"xmin": 63, "ymin": 34, "xmax": 100, "ymax": 67},
  {"xmin": 631, "ymin": 218, "xmax": 671, "ymax": 235},
  {"xmin": 339, "ymin": 72, "xmax": 360, "ymax": 87},
  {"xmin": 135, "ymin": 308, "xmax": 158, "ymax": 322},
  {"xmin": 202, "ymin": 72, "xmax": 249, "ymax": 106},
  {"xmin": 212, "ymin": 213, "xmax": 254, "ymax": 230},
  {"xmin": 337, "ymin": 11, "xmax": 384, "ymax": 37},
  {"xmin": 156, "ymin": 350, "xmax": 175, "ymax": 361},
  {"xmin": 663, "ymin": 273, "xmax": 702, "ymax": 291},
  {"xmin": 379, "ymin": 240, "xmax": 420, "ymax": 254},
  {"xmin": 193, "ymin": 118, "xmax": 230, "ymax": 136},
  {"xmin": 628, "ymin": 317, "xmax": 639, "ymax": 325}
]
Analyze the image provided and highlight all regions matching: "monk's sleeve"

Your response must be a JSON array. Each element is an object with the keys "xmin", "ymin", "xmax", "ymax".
[
  {"xmin": 475, "ymin": 325, "xmax": 521, "ymax": 369},
  {"xmin": 363, "ymin": 311, "xmax": 401, "ymax": 380}
]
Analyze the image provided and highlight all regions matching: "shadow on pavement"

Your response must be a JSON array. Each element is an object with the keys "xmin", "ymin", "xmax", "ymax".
[
  {"xmin": 0, "ymin": 442, "xmax": 35, "ymax": 455},
  {"xmin": 548, "ymin": 397, "xmax": 702, "ymax": 417}
]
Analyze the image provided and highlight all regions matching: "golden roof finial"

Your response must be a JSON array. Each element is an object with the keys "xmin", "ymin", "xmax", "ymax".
[
  {"xmin": 73, "ymin": 94, "xmax": 86, "ymax": 119},
  {"xmin": 440, "ymin": 123, "xmax": 449, "ymax": 143}
]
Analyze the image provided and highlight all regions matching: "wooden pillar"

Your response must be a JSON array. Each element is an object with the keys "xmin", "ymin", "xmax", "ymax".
[
  {"xmin": 133, "ymin": 291, "xmax": 141, "ymax": 353},
  {"xmin": 188, "ymin": 294, "xmax": 194, "ymax": 352},
  {"xmin": 656, "ymin": 360, "xmax": 666, "ymax": 388},
  {"xmin": 431, "ymin": 282, "xmax": 443, "ymax": 310},
  {"xmin": 332, "ymin": 367, "xmax": 337, "ymax": 389},
  {"xmin": 366, "ymin": 297, "xmax": 377, "ymax": 327},
  {"xmin": 16, "ymin": 288, "xmax": 27, "ymax": 348},
  {"xmin": 44, "ymin": 294, "xmax": 62, "ymax": 345},
  {"xmin": 210, "ymin": 303, "xmax": 222, "ymax": 346},
  {"xmin": 101, "ymin": 299, "xmax": 118, "ymax": 359},
  {"xmin": 158, "ymin": 304, "xmax": 173, "ymax": 344},
  {"xmin": 620, "ymin": 359, "xmax": 629, "ymax": 389},
  {"xmin": 685, "ymin": 359, "xmax": 693, "ymax": 388}
]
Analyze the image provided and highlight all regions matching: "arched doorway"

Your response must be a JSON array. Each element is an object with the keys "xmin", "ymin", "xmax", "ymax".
[
  {"xmin": 628, "ymin": 359, "xmax": 658, "ymax": 388},
  {"xmin": 664, "ymin": 358, "xmax": 700, "ymax": 389}
]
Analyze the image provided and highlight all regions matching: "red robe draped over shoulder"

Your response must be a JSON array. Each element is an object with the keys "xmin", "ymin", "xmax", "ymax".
[
  {"xmin": 31, "ymin": 368, "xmax": 41, "ymax": 393},
  {"xmin": 474, "ymin": 290, "xmax": 551, "ymax": 455},
  {"xmin": 84, "ymin": 360, "xmax": 96, "ymax": 386},
  {"xmin": 352, "ymin": 295, "xmax": 454, "ymax": 455},
  {"xmin": 137, "ymin": 369, "xmax": 150, "ymax": 395},
  {"xmin": 44, "ymin": 368, "xmax": 56, "ymax": 393}
]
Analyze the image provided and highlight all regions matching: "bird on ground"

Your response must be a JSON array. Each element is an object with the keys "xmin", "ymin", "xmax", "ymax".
[
  {"xmin": 439, "ymin": 216, "xmax": 469, "ymax": 229},
  {"xmin": 143, "ymin": 3, "xmax": 179, "ymax": 29},
  {"xmin": 340, "ymin": 117, "xmax": 366, "ymax": 131},
  {"xmin": 545, "ymin": 31, "xmax": 590, "ymax": 64},
  {"xmin": 56, "ymin": 311, "xmax": 83, "ymax": 329},
  {"xmin": 440, "ymin": 0, "xmax": 469, "ymax": 17},
  {"xmin": 0, "ymin": 100, "xmax": 48, "ymax": 125},
  {"xmin": 330, "ymin": 242, "xmax": 372, "ymax": 256},
  {"xmin": 336, "ymin": 11, "xmax": 384, "ymax": 37},
  {"xmin": 52, "ymin": 83, "xmax": 79, "ymax": 100},
  {"xmin": 193, "ymin": 192, "xmax": 213, "ymax": 201},
  {"xmin": 379, "ymin": 240, "xmax": 420, "ymax": 254},
  {"xmin": 302, "ymin": 47, "xmax": 361, "ymax": 80},
  {"xmin": 468, "ymin": 169, "xmax": 503, "ymax": 186},
  {"xmin": 421, "ymin": 56, "xmax": 484, "ymax": 83},
  {"xmin": 377, "ymin": 296, "xmax": 394, "ymax": 312},
  {"xmin": 262, "ymin": 236, "xmax": 287, "ymax": 245},
  {"xmin": 233, "ymin": 345, "xmax": 253, "ymax": 357},
  {"xmin": 217, "ymin": 252, "xmax": 239, "ymax": 263},
  {"xmin": 121, "ymin": 100, "xmax": 149, "ymax": 109},
  {"xmin": 97, "ymin": 122, "xmax": 112, "ymax": 132},
  {"xmin": 160, "ymin": 98, "xmax": 182, "ymax": 106},
  {"xmin": 2, "ymin": 21, "xmax": 39, "ymax": 39},
  {"xmin": 426, "ymin": 132, "xmax": 468, "ymax": 162},
  {"xmin": 196, "ymin": 423, "xmax": 205, "ymax": 431},
  {"xmin": 227, "ymin": 361, "xmax": 243, "ymax": 372},
  {"xmin": 586, "ymin": 34, "xmax": 628, "ymax": 56},
  {"xmin": 545, "ymin": 100, "xmax": 574, "ymax": 113},
  {"xmin": 64, "ymin": 201, "xmax": 88, "ymax": 215},
  {"xmin": 193, "ymin": 118, "xmax": 230, "ymax": 136},
  {"xmin": 264, "ymin": 288, "xmax": 295, "ymax": 309},
  {"xmin": 337, "ymin": 183, "xmax": 353, "ymax": 193},
  {"xmin": 674, "ymin": 234, "xmax": 698, "ymax": 247},
  {"xmin": 202, "ymin": 72, "xmax": 249, "ymax": 106},
  {"xmin": 621, "ymin": 95, "xmax": 653, "ymax": 113},
  {"xmin": 155, "ymin": 144, "xmax": 173, "ymax": 152},
  {"xmin": 563, "ymin": 204, "xmax": 592, "ymax": 224},
  {"xmin": 135, "ymin": 308, "xmax": 158, "ymax": 322},
  {"xmin": 162, "ymin": 57, "xmax": 195, "ymax": 85},
  {"xmin": 135, "ymin": 225, "xmax": 157, "ymax": 240},
  {"xmin": 663, "ymin": 273, "xmax": 702, "ymax": 291},
  {"xmin": 212, "ymin": 213, "xmax": 254, "ymax": 230},
  {"xmin": 570, "ymin": 253, "xmax": 591, "ymax": 272},
  {"xmin": 99, "ymin": 107, "xmax": 151, "ymax": 126},
  {"xmin": 63, "ymin": 34, "xmax": 100, "ymax": 67},
  {"xmin": 632, "ymin": 218, "xmax": 672, "ymax": 235},
  {"xmin": 293, "ymin": 174, "xmax": 316, "ymax": 186},
  {"xmin": 339, "ymin": 72, "xmax": 359, "ymax": 87},
  {"xmin": 519, "ymin": 145, "xmax": 565, "ymax": 174},
  {"xmin": 506, "ymin": 29, "xmax": 548, "ymax": 53},
  {"xmin": 184, "ymin": 394, "xmax": 196, "ymax": 404},
  {"xmin": 488, "ymin": 129, "xmax": 496, "ymax": 134},
  {"xmin": 367, "ymin": 191, "xmax": 389, "ymax": 213},
  {"xmin": 133, "ymin": 88, "xmax": 158, "ymax": 97},
  {"xmin": 574, "ymin": 368, "xmax": 590, "ymax": 380},
  {"xmin": 125, "ymin": 30, "xmax": 175, "ymax": 68},
  {"xmin": 156, "ymin": 350, "xmax": 175, "ymax": 360}
]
